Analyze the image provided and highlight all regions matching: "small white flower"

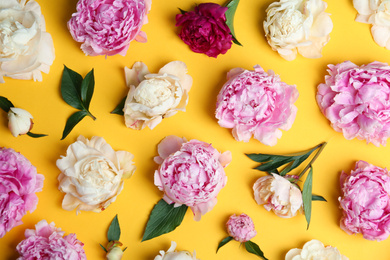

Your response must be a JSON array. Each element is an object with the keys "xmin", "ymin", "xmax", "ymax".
[
  {"xmin": 154, "ymin": 241, "xmax": 199, "ymax": 260},
  {"xmin": 7, "ymin": 107, "xmax": 33, "ymax": 137},
  {"xmin": 106, "ymin": 246, "xmax": 124, "ymax": 260}
]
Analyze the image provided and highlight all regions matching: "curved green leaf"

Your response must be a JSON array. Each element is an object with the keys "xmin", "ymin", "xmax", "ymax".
[
  {"xmin": 27, "ymin": 132, "xmax": 48, "ymax": 138},
  {"xmin": 61, "ymin": 110, "xmax": 88, "ymax": 140},
  {"xmin": 0, "ymin": 96, "xmax": 14, "ymax": 112},
  {"xmin": 217, "ymin": 236, "xmax": 233, "ymax": 252},
  {"xmin": 312, "ymin": 195, "xmax": 327, "ymax": 202},
  {"xmin": 244, "ymin": 240, "xmax": 268, "ymax": 260},
  {"xmin": 303, "ymin": 167, "xmax": 313, "ymax": 229},
  {"xmin": 224, "ymin": 0, "xmax": 242, "ymax": 46},
  {"xmin": 111, "ymin": 97, "xmax": 126, "ymax": 115},
  {"xmin": 81, "ymin": 69, "xmax": 95, "ymax": 109},
  {"xmin": 61, "ymin": 65, "xmax": 83, "ymax": 110},
  {"xmin": 107, "ymin": 215, "xmax": 121, "ymax": 242},
  {"xmin": 142, "ymin": 199, "xmax": 187, "ymax": 242}
]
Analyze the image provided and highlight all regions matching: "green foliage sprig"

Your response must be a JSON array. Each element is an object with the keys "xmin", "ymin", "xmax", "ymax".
[{"xmin": 224, "ymin": 0, "xmax": 242, "ymax": 46}]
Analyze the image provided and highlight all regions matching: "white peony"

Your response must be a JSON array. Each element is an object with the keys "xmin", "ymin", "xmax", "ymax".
[
  {"xmin": 123, "ymin": 61, "xmax": 192, "ymax": 130},
  {"xmin": 154, "ymin": 242, "xmax": 199, "ymax": 260},
  {"xmin": 353, "ymin": 0, "xmax": 390, "ymax": 49},
  {"xmin": 264, "ymin": 0, "xmax": 333, "ymax": 61},
  {"xmin": 56, "ymin": 136, "xmax": 136, "ymax": 214},
  {"xmin": 285, "ymin": 240, "xmax": 349, "ymax": 260},
  {"xmin": 0, "ymin": 0, "xmax": 55, "ymax": 82},
  {"xmin": 7, "ymin": 107, "xmax": 33, "ymax": 137}
]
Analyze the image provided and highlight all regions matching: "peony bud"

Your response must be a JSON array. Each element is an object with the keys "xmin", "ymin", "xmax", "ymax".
[
  {"xmin": 106, "ymin": 245, "xmax": 124, "ymax": 260},
  {"xmin": 7, "ymin": 107, "xmax": 33, "ymax": 137}
]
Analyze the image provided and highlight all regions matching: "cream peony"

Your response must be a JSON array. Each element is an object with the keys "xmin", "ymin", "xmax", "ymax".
[
  {"xmin": 154, "ymin": 241, "xmax": 199, "ymax": 260},
  {"xmin": 353, "ymin": 0, "xmax": 390, "ymax": 49},
  {"xmin": 253, "ymin": 173, "xmax": 303, "ymax": 218},
  {"xmin": 56, "ymin": 136, "xmax": 136, "ymax": 214},
  {"xmin": 123, "ymin": 61, "xmax": 193, "ymax": 130},
  {"xmin": 285, "ymin": 240, "xmax": 349, "ymax": 260},
  {"xmin": 8, "ymin": 107, "xmax": 33, "ymax": 137},
  {"xmin": 0, "ymin": 0, "xmax": 55, "ymax": 82},
  {"xmin": 264, "ymin": 0, "xmax": 333, "ymax": 61}
]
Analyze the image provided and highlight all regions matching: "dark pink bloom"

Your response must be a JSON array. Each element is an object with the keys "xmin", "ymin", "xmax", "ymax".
[
  {"xmin": 16, "ymin": 220, "xmax": 86, "ymax": 259},
  {"xmin": 0, "ymin": 147, "xmax": 44, "ymax": 238},
  {"xmin": 175, "ymin": 3, "xmax": 233, "ymax": 58}
]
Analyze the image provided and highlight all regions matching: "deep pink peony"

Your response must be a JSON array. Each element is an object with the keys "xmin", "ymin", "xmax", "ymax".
[
  {"xmin": 215, "ymin": 65, "xmax": 299, "ymax": 146},
  {"xmin": 68, "ymin": 0, "xmax": 151, "ymax": 56},
  {"xmin": 16, "ymin": 220, "xmax": 86, "ymax": 259},
  {"xmin": 226, "ymin": 213, "xmax": 257, "ymax": 242},
  {"xmin": 0, "ymin": 147, "xmax": 44, "ymax": 238},
  {"xmin": 175, "ymin": 3, "xmax": 233, "ymax": 58},
  {"xmin": 317, "ymin": 61, "xmax": 390, "ymax": 146},
  {"xmin": 154, "ymin": 135, "xmax": 232, "ymax": 221},
  {"xmin": 339, "ymin": 160, "xmax": 390, "ymax": 241}
]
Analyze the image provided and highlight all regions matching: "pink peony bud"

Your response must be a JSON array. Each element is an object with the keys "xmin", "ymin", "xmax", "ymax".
[{"xmin": 226, "ymin": 214, "xmax": 257, "ymax": 242}]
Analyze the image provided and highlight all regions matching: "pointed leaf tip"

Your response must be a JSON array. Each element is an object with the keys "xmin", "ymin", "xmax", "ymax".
[{"xmin": 107, "ymin": 215, "xmax": 121, "ymax": 242}]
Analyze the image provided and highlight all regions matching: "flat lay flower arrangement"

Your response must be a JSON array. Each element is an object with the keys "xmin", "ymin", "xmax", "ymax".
[{"xmin": 3, "ymin": 0, "xmax": 390, "ymax": 259}]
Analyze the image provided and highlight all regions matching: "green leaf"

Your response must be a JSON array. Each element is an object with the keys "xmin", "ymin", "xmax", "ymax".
[
  {"xmin": 142, "ymin": 199, "xmax": 188, "ymax": 242},
  {"xmin": 61, "ymin": 110, "xmax": 88, "ymax": 140},
  {"xmin": 244, "ymin": 240, "xmax": 268, "ymax": 260},
  {"xmin": 61, "ymin": 65, "xmax": 84, "ymax": 110},
  {"xmin": 216, "ymin": 236, "xmax": 233, "ymax": 252},
  {"xmin": 27, "ymin": 132, "xmax": 48, "ymax": 138},
  {"xmin": 100, "ymin": 244, "xmax": 107, "ymax": 252},
  {"xmin": 0, "ymin": 96, "xmax": 14, "ymax": 112},
  {"xmin": 302, "ymin": 167, "xmax": 313, "ymax": 229},
  {"xmin": 312, "ymin": 195, "xmax": 327, "ymax": 202},
  {"xmin": 107, "ymin": 215, "xmax": 121, "ymax": 242},
  {"xmin": 80, "ymin": 69, "xmax": 95, "ymax": 109},
  {"xmin": 224, "ymin": 0, "xmax": 242, "ymax": 46},
  {"xmin": 178, "ymin": 8, "xmax": 186, "ymax": 14},
  {"xmin": 111, "ymin": 97, "xmax": 126, "ymax": 115}
]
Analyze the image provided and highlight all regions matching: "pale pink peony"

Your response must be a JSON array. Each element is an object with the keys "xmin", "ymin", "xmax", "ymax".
[
  {"xmin": 154, "ymin": 135, "xmax": 232, "ymax": 221},
  {"xmin": 253, "ymin": 173, "xmax": 303, "ymax": 218},
  {"xmin": 215, "ymin": 65, "xmax": 298, "ymax": 146},
  {"xmin": 16, "ymin": 220, "xmax": 86, "ymax": 259},
  {"xmin": 68, "ymin": 0, "xmax": 151, "ymax": 56},
  {"xmin": 339, "ymin": 160, "xmax": 390, "ymax": 241},
  {"xmin": 0, "ymin": 147, "xmax": 44, "ymax": 238},
  {"xmin": 317, "ymin": 61, "xmax": 390, "ymax": 146},
  {"xmin": 226, "ymin": 213, "xmax": 257, "ymax": 242}
]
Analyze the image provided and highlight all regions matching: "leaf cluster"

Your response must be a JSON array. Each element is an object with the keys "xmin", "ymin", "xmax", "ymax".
[
  {"xmin": 100, "ymin": 215, "xmax": 127, "ymax": 252},
  {"xmin": 246, "ymin": 142, "xmax": 327, "ymax": 229},
  {"xmin": 61, "ymin": 66, "xmax": 96, "ymax": 140},
  {"xmin": 217, "ymin": 237, "xmax": 268, "ymax": 259}
]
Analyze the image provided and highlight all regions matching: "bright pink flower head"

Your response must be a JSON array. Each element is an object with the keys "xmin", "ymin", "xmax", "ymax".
[
  {"xmin": 175, "ymin": 3, "xmax": 233, "ymax": 58},
  {"xmin": 16, "ymin": 220, "xmax": 86, "ymax": 259},
  {"xmin": 0, "ymin": 147, "xmax": 44, "ymax": 238},
  {"xmin": 154, "ymin": 135, "xmax": 232, "ymax": 221},
  {"xmin": 226, "ymin": 213, "xmax": 257, "ymax": 242},
  {"xmin": 339, "ymin": 160, "xmax": 390, "ymax": 241},
  {"xmin": 68, "ymin": 0, "xmax": 151, "ymax": 56},
  {"xmin": 317, "ymin": 61, "xmax": 390, "ymax": 146},
  {"xmin": 215, "ymin": 65, "xmax": 299, "ymax": 146}
]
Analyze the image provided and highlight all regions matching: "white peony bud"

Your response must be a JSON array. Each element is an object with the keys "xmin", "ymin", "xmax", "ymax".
[
  {"xmin": 7, "ymin": 107, "xmax": 33, "ymax": 137},
  {"xmin": 106, "ymin": 246, "xmax": 124, "ymax": 260}
]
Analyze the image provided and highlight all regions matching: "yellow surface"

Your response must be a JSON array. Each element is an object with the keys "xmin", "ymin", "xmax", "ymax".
[{"xmin": 1, "ymin": 0, "xmax": 390, "ymax": 259}]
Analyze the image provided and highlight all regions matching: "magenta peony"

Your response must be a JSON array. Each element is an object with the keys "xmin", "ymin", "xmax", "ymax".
[
  {"xmin": 215, "ymin": 65, "xmax": 298, "ymax": 146},
  {"xmin": 68, "ymin": 0, "xmax": 151, "ymax": 56},
  {"xmin": 16, "ymin": 220, "xmax": 86, "ymax": 259},
  {"xmin": 175, "ymin": 3, "xmax": 233, "ymax": 58},
  {"xmin": 0, "ymin": 147, "xmax": 44, "ymax": 238},
  {"xmin": 154, "ymin": 135, "xmax": 232, "ymax": 221},
  {"xmin": 317, "ymin": 61, "xmax": 390, "ymax": 146},
  {"xmin": 339, "ymin": 160, "xmax": 390, "ymax": 241},
  {"xmin": 226, "ymin": 213, "xmax": 257, "ymax": 242}
]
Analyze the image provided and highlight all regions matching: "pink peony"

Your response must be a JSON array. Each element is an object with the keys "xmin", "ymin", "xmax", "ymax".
[
  {"xmin": 215, "ymin": 65, "xmax": 298, "ymax": 146},
  {"xmin": 339, "ymin": 160, "xmax": 390, "ymax": 241},
  {"xmin": 68, "ymin": 0, "xmax": 151, "ymax": 56},
  {"xmin": 226, "ymin": 213, "xmax": 257, "ymax": 242},
  {"xmin": 16, "ymin": 220, "xmax": 86, "ymax": 259},
  {"xmin": 154, "ymin": 135, "xmax": 232, "ymax": 221},
  {"xmin": 175, "ymin": 3, "xmax": 233, "ymax": 58},
  {"xmin": 317, "ymin": 61, "xmax": 390, "ymax": 146},
  {"xmin": 0, "ymin": 147, "xmax": 44, "ymax": 238}
]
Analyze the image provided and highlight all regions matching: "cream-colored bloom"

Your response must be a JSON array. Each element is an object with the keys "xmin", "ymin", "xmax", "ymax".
[
  {"xmin": 264, "ymin": 0, "xmax": 333, "ymax": 61},
  {"xmin": 353, "ymin": 0, "xmax": 390, "ymax": 49},
  {"xmin": 0, "ymin": 0, "xmax": 55, "ymax": 82},
  {"xmin": 154, "ymin": 241, "xmax": 199, "ymax": 260},
  {"xmin": 253, "ymin": 173, "xmax": 303, "ymax": 218},
  {"xmin": 56, "ymin": 136, "xmax": 136, "ymax": 214},
  {"xmin": 285, "ymin": 240, "xmax": 349, "ymax": 260},
  {"xmin": 123, "ymin": 61, "xmax": 193, "ymax": 130},
  {"xmin": 106, "ymin": 247, "xmax": 124, "ymax": 260},
  {"xmin": 7, "ymin": 107, "xmax": 33, "ymax": 137}
]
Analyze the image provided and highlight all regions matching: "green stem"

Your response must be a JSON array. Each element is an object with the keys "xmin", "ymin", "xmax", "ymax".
[{"xmin": 298, "ymin": 142, "xmax": 327, "ymax": 179}]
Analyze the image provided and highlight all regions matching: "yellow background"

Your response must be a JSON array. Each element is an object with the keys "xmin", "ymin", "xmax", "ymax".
[{"xmin": 1, "ymin": 0, "xmax": 390, "ymax": 259}]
